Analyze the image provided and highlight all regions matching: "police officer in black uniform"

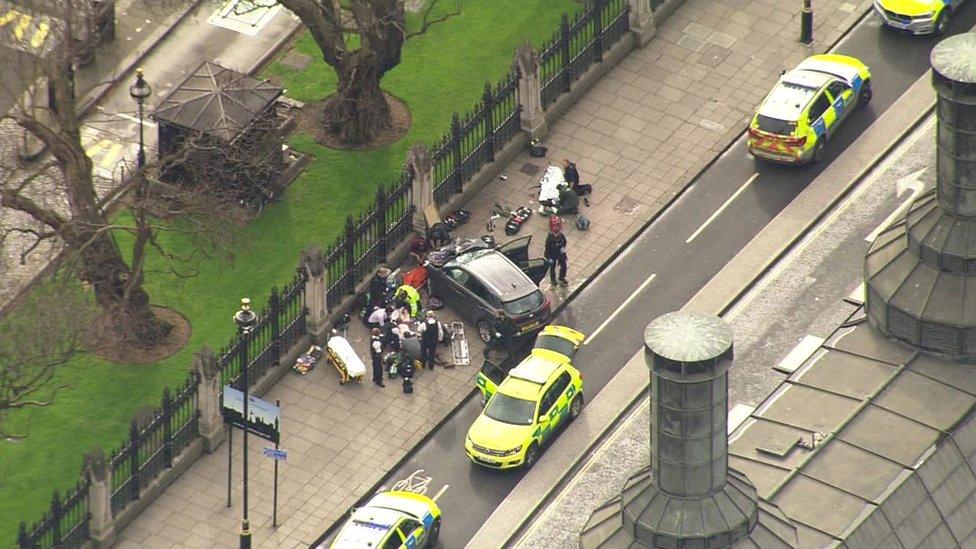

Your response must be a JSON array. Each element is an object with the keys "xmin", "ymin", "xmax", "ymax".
[
  {"xmin": 420, "ymin": 311, "xmax": 440, "ymax": 371},
  {"xmin": 370, "ymin": 328, "xmax": 385, "ymax": 387}
]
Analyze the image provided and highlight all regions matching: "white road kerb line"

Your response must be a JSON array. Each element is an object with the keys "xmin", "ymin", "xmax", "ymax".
[
  {"xmin": 686, "ymin": 173, "xmax": 759, "ymax": 244},
  {"xmin": 583, "ymin": 273, "xmax": 656, "ymax": 345}
]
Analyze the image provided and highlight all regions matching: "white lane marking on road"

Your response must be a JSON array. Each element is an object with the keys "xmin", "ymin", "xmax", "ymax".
[
  {"xmin": 583, "ymin": 273, "xmax": 656, "ymax": 345},
  {"xmin": 723, "ymin": 118, "xmax": 935, "ymax": 322},
  {"xmin": 114, "ymin": 111, "xmax": 157, "ymax": 128},
  {"xmin": 728, "ymin": 403, "xmax": 756, "ymax": 434},
  {"xmin": 686, "ymin": 173, "xmax": 759, "ymax": 244},
  {"xmin": 864, "ymin": 167, "xmax": 926, "ymax": 243},
  {"xmin": 431, "ymin": 484, "xmax": 449, "ymax": 502}
]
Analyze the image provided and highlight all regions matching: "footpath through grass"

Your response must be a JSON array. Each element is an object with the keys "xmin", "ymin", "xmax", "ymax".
[{"xmin": 0, "ymin": 0, "xmax": 580, "ymax": 542}]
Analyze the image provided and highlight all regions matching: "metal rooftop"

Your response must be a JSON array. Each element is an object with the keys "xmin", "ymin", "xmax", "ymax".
[
  {"xmin": 153, "ymin": 61, "xmax": 282, "ymax": 142},
  {"xmin": 728, "ymin": 312, "xmax": 976, "ymax": 547}
]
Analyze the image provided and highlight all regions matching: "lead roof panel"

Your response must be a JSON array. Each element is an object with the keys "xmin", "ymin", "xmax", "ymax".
[
  {"xmin": 793, "ymin": 349, "xmax": 897, "ymax": 400},
  {"xmin": 803, "ymin": 439, "xmax": 904, "ymax": 501},
  {"xmin": 873, "ymin": 370, "xmax": 976, "ymax": 431},
  {"xmin": 908, "ymin": 356, "xmax": 976, "ymax": 397},
  {"xmin": 837, "ymin": 405, "xmax": 940, "ymax": 467},
  {"xmin": 759, "ymin": 384, "xmax": 862, "ymax": 435},
  {"xmin": 828, "ymin": 323, "xmax": 916, "ymax": 365},
  {"xmin": 772, "ymin": 475, "xmax": 869, "ymax": 537}
]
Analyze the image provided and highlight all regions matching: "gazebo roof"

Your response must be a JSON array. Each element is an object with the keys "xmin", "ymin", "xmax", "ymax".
[{"xmin": 154, "ymin": 62, "xmax": 282, "ymax": 141}]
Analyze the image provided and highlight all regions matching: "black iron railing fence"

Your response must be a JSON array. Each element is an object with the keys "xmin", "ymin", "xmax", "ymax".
[
  {"xmin": 18, "ymin": 273, "xmax": 307, "ymax": 549},
  {"xmin": 16, "ymin": 0, "xmax": 636, "ymax": 544},
  {"xmin": 541, "ymin": 0, "xmax": 630, "ymax": 110}
]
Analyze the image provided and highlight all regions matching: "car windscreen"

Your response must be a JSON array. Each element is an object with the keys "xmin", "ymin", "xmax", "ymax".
[
  {"xmin": 756, "ymin": 115, "xmax": 796, "ymax": 136},
  {"xmin": 535, "ymin": 334, "xmax": 577, "ymax": 359},
  {"xmin": 503, "ymin": 289, "xmax": 543, "ymax": 316},
  {"xmin": 485, "ymin": 393, "xmax": 536, "ymax": 425}
]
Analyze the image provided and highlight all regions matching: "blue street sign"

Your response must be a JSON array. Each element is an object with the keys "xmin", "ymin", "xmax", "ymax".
[{"xmin": 262, "ymin": 447, "xmax": 288, "ymax": 461}]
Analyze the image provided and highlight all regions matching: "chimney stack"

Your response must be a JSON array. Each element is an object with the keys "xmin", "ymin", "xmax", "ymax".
[
  {"xmin": 580, "ymin": 312, "xmax": 796, "ymax": 548},
  {"xmin": 865, "ymin": 33, "xmax": 976, "ymax": 362}
]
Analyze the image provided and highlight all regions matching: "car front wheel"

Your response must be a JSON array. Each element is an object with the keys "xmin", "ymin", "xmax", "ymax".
[
  {"xmin": 934, "ymin": 10, "xmax": 950, "ymax": 35},
  {"xmin": 856, "ymin": 79, "xmax": 872, "ymax": 109},
  {"xmin": 523, "ymin": 443, "xmax": 540, "ymax": 469},
  {"xmin": 477, "ymin": 320, "xmax": 493, "ymax": 344},
  {"xmin": 569, "ymin": 394, "xmax": 584, "ymax": 421}
]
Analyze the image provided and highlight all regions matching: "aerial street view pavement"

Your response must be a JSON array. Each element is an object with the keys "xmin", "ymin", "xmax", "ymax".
[{"xmin": 2, "ymin": 0, "xmax": 976, "ymax": 548}]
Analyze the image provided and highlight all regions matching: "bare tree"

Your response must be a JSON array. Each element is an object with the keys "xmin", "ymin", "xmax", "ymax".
[
  {"xmin": 272, "ymin": 0, "xmax": 461, "ymax": 145},
  {"xmin": 0, "ymin": 0, "xmax": 248, "ymax": 348},
  {"xmin": 0, "ymin": 281, "xmax": 94, "ymax": 442}
]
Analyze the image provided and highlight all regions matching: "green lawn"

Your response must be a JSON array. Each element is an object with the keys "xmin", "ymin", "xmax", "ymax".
[{"xmin": 0, "ymin": 0, "xmax": 580, "ymax": 542}]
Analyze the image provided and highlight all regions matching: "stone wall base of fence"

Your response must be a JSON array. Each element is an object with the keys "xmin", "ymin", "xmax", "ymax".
[
  {"xmin": 631, "ymin": 18, "xmax": 656, "ymax": 48},
  {"xmin": 201, "ymin": 420, "xmax": 228, "ymax": 454},
  {"xmin": 307, "ymin": 317, "xmax": 332, "ymax": 346},
  {"xmin": 90, "ymin": 525, "xmax": 116, "ymax": 549},
  {"xmin": 522, "ymin": 111, "xmax": 548, "ymax": 142},
  {"xmin": 112, "ymin": 438, "xmax": 206, "ymax": 536}
]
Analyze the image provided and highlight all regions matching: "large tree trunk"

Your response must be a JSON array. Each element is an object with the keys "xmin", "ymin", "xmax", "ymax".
[
  {"xmin": 67, "ymin": 226, "xmax": 172, "ymax": 347},
  {"xmin": 278, "ymin": 0, "xmax": 406, "ymax": 146},
  {"xmin": 324, "ymin": 52, "xmax": 393, "ymax": 144}
]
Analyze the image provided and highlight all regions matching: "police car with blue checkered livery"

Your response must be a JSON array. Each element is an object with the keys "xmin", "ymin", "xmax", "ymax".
[
  {"xmin": 330, "ymin": 491, "xmax": 441, "ymax": 549},
  {"xmin": 748, "ymin": 54, "xmax": 872, "ymax": 165}
]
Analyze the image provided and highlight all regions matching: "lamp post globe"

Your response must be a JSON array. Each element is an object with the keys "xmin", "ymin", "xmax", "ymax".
[
  {"xmin": 234, "ymin": 298, "xmax": 258, "ymax": 334},
  {"xmin": 233, "ymin": 297, "xmax": 259, "ymax": 549},
  {"xmin": 128, "ymin": 68, "xmax": 152, "ymax": 170}
]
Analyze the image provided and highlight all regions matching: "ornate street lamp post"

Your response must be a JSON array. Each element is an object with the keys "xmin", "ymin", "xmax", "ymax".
[
  {"xmin": 233, "ymin": 298, "xmax": 259, "ymax": 549},
  {"xmin": 128, "ymin": 68, "xmax": 152, "ymax": 169}
]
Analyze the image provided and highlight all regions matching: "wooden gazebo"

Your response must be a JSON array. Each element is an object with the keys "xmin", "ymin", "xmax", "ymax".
[{"xmin": 154, "ymin": 61, "xmax": 284, "ymax": 201}]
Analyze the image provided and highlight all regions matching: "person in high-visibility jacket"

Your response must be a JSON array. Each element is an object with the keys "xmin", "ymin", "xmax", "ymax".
[{"xmin": 394, "ymin": 284, "xmax": 421, "ymax": 319}]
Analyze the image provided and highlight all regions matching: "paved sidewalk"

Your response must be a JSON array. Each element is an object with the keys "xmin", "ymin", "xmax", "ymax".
[{"xmin": 112, "ymin": 0, "xmax": 873, "ymax": 547}]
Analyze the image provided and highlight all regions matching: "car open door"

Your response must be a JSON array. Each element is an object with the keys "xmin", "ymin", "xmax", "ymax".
[
  {"xmin": 498, "ymin": 236, "xmax": 547, "ymax": 285},
  {"xmin": 498, "ymin": 235, "xmax": 533, "ymax": 265},
  {"xmin": 521, "ymin": 259, "xmax": 549, "ymax": 285}
]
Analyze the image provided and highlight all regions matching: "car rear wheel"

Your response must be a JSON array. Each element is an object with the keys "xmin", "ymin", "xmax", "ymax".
[
  {"xmin": 524, "ymin": 443, "xmax": 540, "ymax": 469},
  {"xmin": 428, "ymin": 517, "xmax": 441, "ymax": 546},
  {"xmin": 934, "ymin": 10, "xmax": 950, "ymax": 35},
  {"xmin": 810, "ymin": 139, "xmax": 826, "ymax": 164},
  {"xmin": 569, "ymin": 394, "xmax": 584, "ymax": 421},
  {"xmin": 856, "ymin": 79, "xmax": 872, "ymax": 109},
  {"xmin": 477, "ymin": 320, "xmax": 493, "ymax": 344}
]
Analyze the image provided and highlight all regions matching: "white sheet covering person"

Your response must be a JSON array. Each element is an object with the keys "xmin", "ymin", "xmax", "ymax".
[
  {"xmin": 538, "ymin": 165, "xmax": 566, "ymax": 204},
  {"xmin": 327, "ymin": 334, "xmax": 366, "ymax": 380}
]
